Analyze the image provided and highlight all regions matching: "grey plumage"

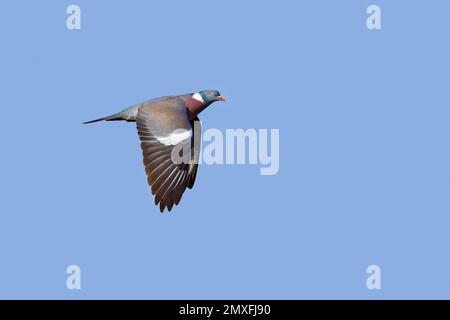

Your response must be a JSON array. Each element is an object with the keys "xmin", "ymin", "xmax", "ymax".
[{"xmin": 83, "ymin": 96, "xmax": 172, "ymax": 124}]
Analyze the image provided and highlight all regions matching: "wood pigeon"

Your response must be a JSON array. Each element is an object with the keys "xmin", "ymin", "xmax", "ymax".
[{"xmin": 84, "ymin": 90, "xmax": 225, "ymax": 212}]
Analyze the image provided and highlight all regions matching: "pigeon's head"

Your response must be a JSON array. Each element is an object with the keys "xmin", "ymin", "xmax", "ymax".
[
  {"xmin": 193, "ymin": 90, "xmax": 225, "ymax": 105},
  {"xmin": 188, "ymin": 90, "xmax": 225, "ymax": 119}
]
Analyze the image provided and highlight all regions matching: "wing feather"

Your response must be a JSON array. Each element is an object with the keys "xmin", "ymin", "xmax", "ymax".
[{"xmin": 136, "ymin": 100, "xmax": 202, "ymax": 212}]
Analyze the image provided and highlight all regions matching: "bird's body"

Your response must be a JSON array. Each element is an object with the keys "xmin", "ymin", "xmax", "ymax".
[{"xmin": 84, "ymin": 90, "xmax": 225, "ymax": 212}]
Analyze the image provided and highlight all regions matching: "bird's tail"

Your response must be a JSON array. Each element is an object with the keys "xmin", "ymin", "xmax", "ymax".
[
  {"xmin": 83, "ymin": 116, "xmax": 107, "ymax": 124},
  {"xmin": 83, "ymin": 105, "xmax": 140, "ymax": 124},
  {"xmin": 83, "ymin": 113, "xmax": 125, "ymax": 124}
]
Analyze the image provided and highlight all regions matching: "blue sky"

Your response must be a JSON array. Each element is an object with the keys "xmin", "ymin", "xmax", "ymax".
[{"xmin": 0, "ymin": 0, "xmax": 449, "ymax": 299}]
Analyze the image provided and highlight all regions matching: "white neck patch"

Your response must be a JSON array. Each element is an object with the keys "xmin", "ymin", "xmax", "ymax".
[{"xmin": 192, "ymin": 92, "xmax": 204, "ymax": 103}]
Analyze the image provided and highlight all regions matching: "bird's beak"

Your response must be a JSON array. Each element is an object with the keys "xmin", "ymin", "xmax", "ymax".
[{"xmin": 217, "ymin": 96, "xmax": 226, "ymax": 101}]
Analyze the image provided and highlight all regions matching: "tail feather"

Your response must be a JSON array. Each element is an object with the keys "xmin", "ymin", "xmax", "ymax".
[
  {"xmin": 83, "ymin": 117, "xmax": 108, "ymax": 124},
  {"xmin": 83, "ymin": 114, "xmax": 128, "ymax": 124},
  {"xmin": 83, "ymin": 104, "xmax": 140, "ymax": 125}
]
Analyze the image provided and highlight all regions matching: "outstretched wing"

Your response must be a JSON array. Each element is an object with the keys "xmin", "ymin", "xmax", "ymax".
[{"xmin": 136, "ymin": 99, "xmax": 201, "ymax": 212}]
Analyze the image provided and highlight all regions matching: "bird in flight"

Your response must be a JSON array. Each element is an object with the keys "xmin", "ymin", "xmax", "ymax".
[{"xmin": 84, "ymin": 90, "xmax": 225, "ymax": 212}]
